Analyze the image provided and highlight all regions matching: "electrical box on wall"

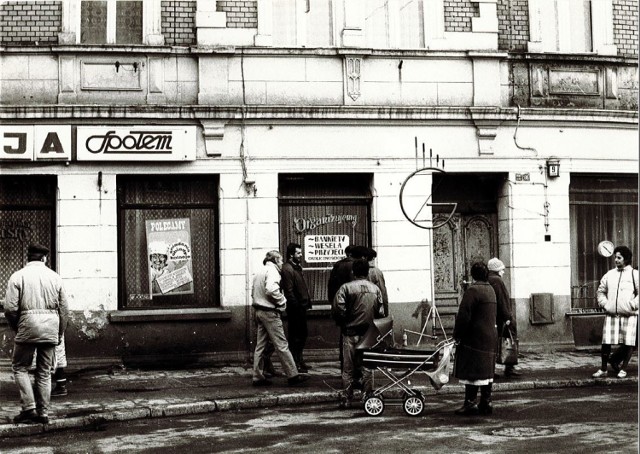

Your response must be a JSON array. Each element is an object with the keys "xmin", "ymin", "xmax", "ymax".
[{"xmin": 530, "ymin": 293, "xmax": 555, "ymax": 325}]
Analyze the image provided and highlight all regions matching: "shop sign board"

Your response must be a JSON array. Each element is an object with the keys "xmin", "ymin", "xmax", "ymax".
[
  {"xmin": 304, "ymin": 234, "xmax": 350, "ymax": 263},
  {"xmin": 0, "ymin": 125, "xmax": 72, "ymax": 161},
  {"xmin": 77, "ymin": 126, "xmax": 196, "ymax": 161},
  {"xmin": 146, "ymin": 218, "xmax": 195, "ymax": 296}
]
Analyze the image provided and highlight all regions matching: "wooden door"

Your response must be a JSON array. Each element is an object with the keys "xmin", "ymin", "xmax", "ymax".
[{"xmin": 432, "ymin": 213, "xmax": 497, "ymax": 332}]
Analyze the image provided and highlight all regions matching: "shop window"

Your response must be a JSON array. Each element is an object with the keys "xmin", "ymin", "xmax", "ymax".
[
  {"xmin": 0, "ymin": 176, "xmax": 56, "ymax": 306},
  {"xmin": 279, "ymin": 174, "xmax": 372, "ymax": 304},
  {"xmin": 80, "ymin": 0, "xmax": 143, "ymax": 44},
  {"xmin": 117, "ymin": 175, "xmax": 219, "ymax": 309},
  {"xmin": 570, "ymin": 175, "xmax": 638, "ymax": 309}
]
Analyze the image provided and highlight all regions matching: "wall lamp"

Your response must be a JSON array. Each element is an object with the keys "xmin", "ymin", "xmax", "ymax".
[{"xmin": 546, "ymin": 158, "xmax": 560, "ymax": 178}]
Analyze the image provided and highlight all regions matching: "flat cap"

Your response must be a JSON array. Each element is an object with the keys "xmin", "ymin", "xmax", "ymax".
[{"xmin": 28, "ymin": 243, "xmax": 50, "ymax": 256}]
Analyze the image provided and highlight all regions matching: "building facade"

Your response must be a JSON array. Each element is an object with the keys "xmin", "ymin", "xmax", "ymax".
[{"xmin": 0, "ymin": 0, "xmax": 637, "ymax": 367}]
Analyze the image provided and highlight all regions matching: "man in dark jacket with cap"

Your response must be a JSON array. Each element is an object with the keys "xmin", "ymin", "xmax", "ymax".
[
  {"xmin": 4, "ymin": 244, "xmax": 69, "ymax": 424},
  {"xmin": 281, "ymin": 242, "xmax": 312, "ymax": 373}
]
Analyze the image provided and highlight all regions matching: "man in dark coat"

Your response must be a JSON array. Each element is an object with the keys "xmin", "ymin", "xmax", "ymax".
[
  {"xmin": 281, "ymin": 242, "xmax": 312, "ymax": 373},
  {"xmin": 328, "ymin": 245, "xmax": 369, "ymax": 371},
  {"xmin": 453, "ymin": 261, "xmax": 497, "ymax": 416},
  {"xmin": 332, "ymin": 259, "xmax": 383, "ymax": 408},
  {"xmin": 487, "ymin": 257, "xmax": 521, "ymax": 378}
]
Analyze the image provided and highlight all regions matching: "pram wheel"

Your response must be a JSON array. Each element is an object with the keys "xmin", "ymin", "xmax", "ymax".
[
  {"xmin": 364, "ymin": 395, "xmax": 384, "ymax": 416},
  {"xmin": 403, "ymin": 395, "xmax": 424, "ymax": 416}
]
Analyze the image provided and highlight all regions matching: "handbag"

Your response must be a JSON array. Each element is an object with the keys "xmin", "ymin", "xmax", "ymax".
[{"xmin": 497, "ymin": 326, "xmax": 518, "ymax": 365}]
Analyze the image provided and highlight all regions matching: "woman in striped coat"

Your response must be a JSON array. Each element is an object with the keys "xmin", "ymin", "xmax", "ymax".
[{"xmin": 593, "ymin": 245, "xmax": 639, "ymax": 379}]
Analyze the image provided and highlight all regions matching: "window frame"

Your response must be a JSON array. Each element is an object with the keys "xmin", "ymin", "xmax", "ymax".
[
  {"xmin": 528, "ymin": 0, "xmax": 617, "ymax": 55},
  {"xmin": 63, "ymin": 0, "xmax": 163, "ymax": 46},
  {"xmin": 278, "ymin": 173, "xmax": 373, "ymax": 305},
  {"xmin": 116, "ymin": 174, "xmax": 220, "ymax": 311}
]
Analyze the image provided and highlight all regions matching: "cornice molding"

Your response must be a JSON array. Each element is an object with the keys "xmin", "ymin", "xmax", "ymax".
[{"xmin": 0, "ymin": 105, "xmax": 636, "ymax": 125}]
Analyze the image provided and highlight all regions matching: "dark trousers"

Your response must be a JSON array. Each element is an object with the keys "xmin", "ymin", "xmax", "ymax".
[{"xmin": 287, "ymin": 308, "xmax": 308, "ymax": 365}]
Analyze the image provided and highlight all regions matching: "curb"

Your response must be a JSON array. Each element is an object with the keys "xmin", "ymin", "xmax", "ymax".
[{"xmin": 0, "ymin": 377, "xmax": 636, "ymax": 438}]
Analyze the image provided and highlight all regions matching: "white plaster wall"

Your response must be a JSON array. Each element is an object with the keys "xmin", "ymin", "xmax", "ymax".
[
  {"xmin": 507, "ymin": 172, "xmax": 571, "ymax": 300},
  {"xmin": 219, "ymin": 172, "xmax": 280, "ymax": 308},
  {"xmin": 57, "ymin": 174, "xmax": 118, "ymax": 311},
  {"xmin": 0, "ymin": 55, "xmax": 58, "ymax": 104}
]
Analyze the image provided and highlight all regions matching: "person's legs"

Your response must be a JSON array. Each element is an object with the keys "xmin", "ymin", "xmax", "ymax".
[
  {"xmin": 262, "ymin": 342, "xmax": 279, "ymax": 377},
  {"xmin": 298, "ymin": 310, "xmax": 310, "ymax": 369},
  {"xmin": 51, "ymin": 368, "xmax": 68, "ymax": 396},
  {"xmin": 619, "ymin": 345, "xmax": 634, "ymax": 370},
  {"xmin": 12, "ymin": 343, "xmax": 37, "ymax": 412},
  {"xmin": 455, "ymin": 384, "xmax": 479, "ymax": 415},
  {"xmin": 33, "ymin": 344, "xmax": 55, "ymax": 419},
  {"xmin": 593, "ymin": 344, "xmax": 612, "ymax": 377},
  {"xmin": 340, "ymin": 334, "xmax": 358, "ymax": 407},
  {"xmin": 252, "ymin": 311, "xmax": 270, "ymax": 382},
  {"xmin": 479, "ymin": 383, "xmax": 493, "ymax": 415},
  {"xmin": 260, "ymin": 311, "xmax": 298, "ymax": 378}
]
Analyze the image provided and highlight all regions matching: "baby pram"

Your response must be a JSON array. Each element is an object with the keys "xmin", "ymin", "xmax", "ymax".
[{"xmin": 356, "ymin": 317, "xmax": 454, "ymax": 416}]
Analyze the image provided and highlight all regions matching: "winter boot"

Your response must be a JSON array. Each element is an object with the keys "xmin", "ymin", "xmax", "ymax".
[
  {"xmin": 479, "ymin": 384, "xmax": 493, "ymax": 415},
  {"xmin": 455, "ymin": 385, "xmax": 479, "ymax": 415}
]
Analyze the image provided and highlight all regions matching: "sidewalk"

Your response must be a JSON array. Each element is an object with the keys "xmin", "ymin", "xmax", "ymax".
[{"xmin": 0, "ymin": 349, "xmax": 636, "ymax": 438}]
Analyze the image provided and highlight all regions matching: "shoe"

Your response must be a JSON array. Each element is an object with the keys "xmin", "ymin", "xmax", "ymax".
[
  {"xmin": 13, "ymin": 409, "xmax": 38, "ymax": 424},
  {"xmin": 252, "ymin": 379, "xmax": 273, "ymax": 386},
  {"xmin": 264, "ymin": 367, "xmax": 282, "ymax": 378},
  {"xmin": 478, "ymin": 402, "xmax": 493, "ymax": 415},
  {"xmin": 51, "ymin": 385, "xmax": 68, "ymax": 397},
  {"xmin": 34, "ymin": 414, "xmax": 49, "ymax": 424},
  {"xmin": 504, "ymin": 369, "xmax": 522, "ymax": 378},
  {"xmin": 300, "ymin": 361, "xmax": 312, "ymax": 370},
  {"xmin": 454, "ymin": 401, "xmax": 479, "ymax": 416},
  {"xmin": 592, "ymin": 369, "xmax": 607, "ymax": 378},
  {"xmin": 617, "ymin": 370, "xmax": 627, "ymax": 379},
  {"xmin": 609, "ymin": 360, "xmax": 621, "ymax": 374},
  {"xmin": 287, "ymin": 374, "xmax": 310, "ymax": 386},
  {"xmin": 296, "ymin": 364, "xmax": 309, "ymax": 374}
]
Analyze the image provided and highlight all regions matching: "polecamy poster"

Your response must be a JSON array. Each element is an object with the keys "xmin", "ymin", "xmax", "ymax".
[{"xmin": 145, "ymin": 218, "xmax": 194, "ymax": 296}]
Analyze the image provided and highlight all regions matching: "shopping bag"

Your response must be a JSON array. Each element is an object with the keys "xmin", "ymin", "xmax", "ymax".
[
  {"xmin": 426, "ymin": 342, "xmax": 453, "ymax": 390},
  {"xmin": 497, "ymin": 327, "xmax": 518, "ymax": 365}
]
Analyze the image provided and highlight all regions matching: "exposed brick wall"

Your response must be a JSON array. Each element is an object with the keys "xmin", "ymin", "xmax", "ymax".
[
  {"xmin": 0, "ymin": 0, "xmax": 61, "ymax": 45},
  {"xmin": 216, "ymin": 0, "xmax": 257, "ymax": 29},
  {"xmin": 613, "ymin": 0, "xmax": 638, "ymax": 58},
  {"xmin": 497, "ymin": 0, "xmax": 529, "ymax": 52},
  {"xmin": 444, "ymin": 0, "xmax": 478, "ymax": 33},
  {"xmin": 161, "ymin": 1, "xmax": 196, "ymax": 45}
]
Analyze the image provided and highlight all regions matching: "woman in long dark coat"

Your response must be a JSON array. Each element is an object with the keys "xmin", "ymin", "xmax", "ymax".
[{"xmin": 453, "ymin": 261, "xmax": 497, "ymax": 415}]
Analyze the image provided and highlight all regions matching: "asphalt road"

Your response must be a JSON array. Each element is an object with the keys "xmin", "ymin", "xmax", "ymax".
[{"xmin": 1, "ymin": 384, "xmax": 637, "ymax": 454}]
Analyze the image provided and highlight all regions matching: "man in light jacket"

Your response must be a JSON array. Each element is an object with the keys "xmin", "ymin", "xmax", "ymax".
[
  {"xmin": 252, "ymin": 250, "xmax": 309, "ymax": 387},
  {"xmin": 4, "ymin": 244, "xmax": 69, "ymax": 424}
]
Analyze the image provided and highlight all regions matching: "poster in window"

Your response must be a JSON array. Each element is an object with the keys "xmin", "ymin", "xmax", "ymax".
[
  {"xmin": 145, "ymin": 218, "xmax": 194, "ymax": 296},
  {"xmin": 304, "ymin": 235, "xmax": 350, "ymax": 263}
]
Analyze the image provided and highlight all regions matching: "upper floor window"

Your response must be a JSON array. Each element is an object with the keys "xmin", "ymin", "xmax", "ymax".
[
  {"xmin": 80, "ymin": 0, "xmax": 143, "ymax": 44},
  {"xmin": 529, "ymin": 0, "xmax": 616, "ymax": 55}
]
